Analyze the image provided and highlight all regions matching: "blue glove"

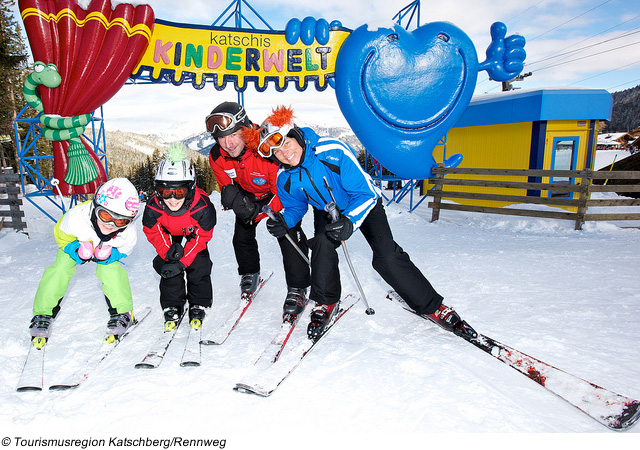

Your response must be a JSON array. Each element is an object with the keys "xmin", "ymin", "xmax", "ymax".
[
  {"xmin": 63, "ymin": 241, "xmax": 85, "ymax": 265},
  {"xmin": 95, "ymin": 247, "xmax": 126, "ymax": 265}
]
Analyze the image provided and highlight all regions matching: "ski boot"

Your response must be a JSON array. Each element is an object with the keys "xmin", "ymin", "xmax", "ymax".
[
  {"xmin": 189, "ymin": 305, "xmax": 206, "ymax": 330},
  {"xmin": 240, "ymin": 272, "xmax": 260, "ymax": 297},
  {"xmin": 29, "ymin": 315, "xmax": 53, "ymax": 349},
  {"xmin": 283, "ymin": 287, "xmax": 307, "ymax": 322},
  {"xmin": 163, "ymin": 306, "xmax": 183, "ymax": 332},
  {"xmin": 307, "ymin": 301, "xmax": 339, "ymax": 341},
  {"xmin": 424, "ymin": 303, "xmax": 477, "ymax": 339},
  {"xmin": 105, "ymin": 312, "xmax": 132, "ymax": 343}
]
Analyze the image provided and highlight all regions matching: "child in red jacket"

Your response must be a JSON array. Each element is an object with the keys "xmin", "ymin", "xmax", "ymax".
[{"xmin": 142, "ymin": 144, "xmax": 217, "ymax": 330}]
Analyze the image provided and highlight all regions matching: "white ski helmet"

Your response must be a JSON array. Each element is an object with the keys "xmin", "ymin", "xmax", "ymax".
[
  {"xmin": 94, "ymin": 178, "xmax": 140, "ymax": 218},
  {"xmin": 154, "ymin": 142, "xmax": 196, "ymax": 188}
]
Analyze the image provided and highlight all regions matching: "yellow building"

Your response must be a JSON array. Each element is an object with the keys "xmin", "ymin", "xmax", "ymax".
[{"xmin": 425, "ymin": 88, "xmax": 613, "ymax": 207}]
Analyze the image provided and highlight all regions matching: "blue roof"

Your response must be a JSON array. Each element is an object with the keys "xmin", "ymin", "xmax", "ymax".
[{"xmin": 453, "ymin": 88, "xmax": 613, "ymax": 128}]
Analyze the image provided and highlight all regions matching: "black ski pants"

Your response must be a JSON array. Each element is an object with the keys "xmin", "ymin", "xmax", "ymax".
[
  {"xmin": 309, "ymin": 198, "xmax": 443, "ymax": 314},
  {"xmin": 153, "ymin": 248, "xmax": 213, "ymax": 311},
  {"xmin": 233, "ymin": 215, "xmax": 310, "ymax": 289}
]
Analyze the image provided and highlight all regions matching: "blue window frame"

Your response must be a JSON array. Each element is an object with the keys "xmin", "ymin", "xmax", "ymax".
[{"xmin": 549, "ymin": 136, "xmax": 579, "ymax": 198}]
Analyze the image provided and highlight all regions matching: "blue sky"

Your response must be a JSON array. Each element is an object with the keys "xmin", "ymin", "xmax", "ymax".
[
  {"xmin": 10, "ymin": 0, "xmax": 640, "ymax": 135},
  {"xmin": 137, "ymin": 0, "xmax": 640, "ymax": 93}
]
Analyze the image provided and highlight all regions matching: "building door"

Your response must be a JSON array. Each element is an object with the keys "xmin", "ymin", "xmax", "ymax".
[{"xmin": 549, "ymin": 136, "xmax": 578, "ymax": 198}]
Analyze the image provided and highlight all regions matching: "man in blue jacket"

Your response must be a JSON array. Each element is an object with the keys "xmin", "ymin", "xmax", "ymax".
[{"xmin": 250, "ymin": 106, "xmax": 473, "ymax": 339}]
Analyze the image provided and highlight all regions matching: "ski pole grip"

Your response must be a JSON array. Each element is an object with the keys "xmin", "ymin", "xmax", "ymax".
[
  {"xmin": 324, "ymin": 202, "xmax": 340, "ymax": 223},
  {"xmin": 262, "ymin": 205, "xmax": 276, "ymax": 220}
]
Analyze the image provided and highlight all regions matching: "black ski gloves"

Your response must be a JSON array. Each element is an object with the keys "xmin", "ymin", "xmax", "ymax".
[
  {"xmin": 266, "ymin": 212, "xmax": 288, "ymax": 238},
  {"xmin": 233, "ymin": 195, "xmax": 260, "ymax": 223},
  {"xmin": 325, "ymin": 216, "xmax": 354, "ymax": 241},
  {"xmin": 220, "ymin": 184, "xmax": 241, "ymax": 209},
  {"xmin": 166, "ymin": 243, "xmax": 184, "ymax": 261},
  {"xmin": 160, "ymin": 261, "xmax": 185, "ymax": 278}
]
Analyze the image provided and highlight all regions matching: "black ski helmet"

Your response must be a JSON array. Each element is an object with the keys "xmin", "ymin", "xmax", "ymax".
[{"xmin": 205, "ymin": 102, "xmax": 252, "ymax": 139}]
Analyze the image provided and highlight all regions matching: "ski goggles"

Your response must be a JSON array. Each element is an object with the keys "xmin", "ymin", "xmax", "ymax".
[
  {"xmin": 205, "ymin": 110, "xmax": 246, "ymax": 134},
  {"xmin": 258, "ymin": 130, "xmax": 287, "ymax": 158},
  {"xmin": 96, "ymin": 206, "xmax": 133, "ymax": 228},
  {"xmin": 156, "ymin": 186, "xmax": 189, "ymax": 200}
]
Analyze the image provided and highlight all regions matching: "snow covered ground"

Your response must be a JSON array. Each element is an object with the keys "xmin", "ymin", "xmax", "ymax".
[{"xmin": 1, "ymin": 152, "xmax": 639, "ymax": 448}]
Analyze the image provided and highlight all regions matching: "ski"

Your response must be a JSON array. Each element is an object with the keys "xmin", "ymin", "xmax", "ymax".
[
  {"xmin": 135, "ymin": 310, "xmax": 187, "ymax": 369},
  {"xmin": 201, "ymin": 272, "xmax": 273, "ymax": 345},
  {"xmin": 16, "ymin": 342, "xmax": 46, "ymax": 392},
  {"xmin": 180, "ymin": 323, "xmax": 202, "ymax": 367},
  {"xmin": 48, "ymin": 306, "xmax": 151, "ymax": 391},
  {"xmin": 234, "ymin": 294, "xmax": 359, "ymax": 397},
  {"xmin": 251, "ymin": 298, "xmax": 310, "ymax": 372},
  {"xmin": 387, "ymin": 290, "xmax": 640, "ymax": 431}
]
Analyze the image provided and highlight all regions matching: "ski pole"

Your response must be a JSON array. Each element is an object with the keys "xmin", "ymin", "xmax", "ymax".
[
  {"xmin": 324, "ymin": 201, "xmax": 375, "ymax": 316},
  {"xmin": 262, "ymin": 205, "xmax": 310, "ymax": 266}
]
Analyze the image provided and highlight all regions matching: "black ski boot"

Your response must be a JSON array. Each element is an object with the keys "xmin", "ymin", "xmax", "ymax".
[
  {"xmin": 283, "ymin": 287, "xmax": 307, "ymax": 322},
  {"xmin": 307, "ymin": 301, "xmax": 338, "ymax": 341},
  {"xmin": 240, "ymin": 272, "xmax": 260, "ymax": 297}
]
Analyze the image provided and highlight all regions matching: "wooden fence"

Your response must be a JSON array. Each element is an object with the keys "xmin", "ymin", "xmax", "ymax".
[
  {"xmin": 428, "ymin": 165, "xmax": 640, "ymax": 230},
  {"xmin": 0, "ymin": 168, "xmax": 26, "ymax": 232}
]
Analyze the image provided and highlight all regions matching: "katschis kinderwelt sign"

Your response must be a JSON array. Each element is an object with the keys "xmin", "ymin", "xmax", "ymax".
[{"xmin": 131, "ymin": 19, "xmax": 350, "ymax": 91}]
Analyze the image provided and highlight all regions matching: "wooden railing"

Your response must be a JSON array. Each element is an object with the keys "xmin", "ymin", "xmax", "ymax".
[
  {"xmin": 0, "ymin": 168, "xmax": 27, "ymax": 232},
  {"xmin": 427, "ymin": 165, "xmax": 640, "ymax": 230}
]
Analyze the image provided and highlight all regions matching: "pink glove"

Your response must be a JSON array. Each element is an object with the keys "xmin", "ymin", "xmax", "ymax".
[
  {"xmin": 93, "ymin": 244, "xmax": 113, "ymax": 261},
  {"xmin": 77, "ymin": 241, "xmax": 94, "ymax": 261}
]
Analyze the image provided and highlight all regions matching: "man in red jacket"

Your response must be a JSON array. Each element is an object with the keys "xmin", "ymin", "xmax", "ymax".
[
  {"xmin": 143, "ymin": 144, "xmax": 217, "ymax": 330},
  {"xmin": 207, "ymin": 102, "xmax": 310, "ymax": 319}
]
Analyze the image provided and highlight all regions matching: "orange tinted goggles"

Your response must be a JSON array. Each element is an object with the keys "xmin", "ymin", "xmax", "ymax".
[
  {"xmin": 96, "ymin": 206, "xmax": 132, "ymax": 228},
  {"xmin": 157, "ymin": 186, "xmax": 189, "ymax": 200},
  {"xmin": 258, "ymin": 131, "xmax": 285, "ymax": 158}
]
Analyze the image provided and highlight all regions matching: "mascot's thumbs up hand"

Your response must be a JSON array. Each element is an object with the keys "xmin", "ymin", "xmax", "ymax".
[{"xmin": 478, "ymin": 22, "xmax": 526, "ymax": 82}]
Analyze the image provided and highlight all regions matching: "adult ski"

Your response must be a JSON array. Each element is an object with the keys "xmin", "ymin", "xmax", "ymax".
[
  {"xmin": 251, "ymin": 298, "xmax": 310, "ymax": 372},
  {"xmin": 135, "ymin": 310, "xmax": 187, "ymax": 369},
  {"xmin": 387, "ymin": 290, "xmax": 640, "ymax": 431},
  {"xmin": 201, "ymin": 272, "xmax": 273, "ymax": 345},
  {"xmin": 16, "ymin": 343, "xmax": 46, "ymax": 392},
  {"xmin": 234, "ymin": 294, "xmax": 359, "ymax": 397},
  {"xmin": 48, "ymin": 306, "xmax": 151, "ymax": 391}
]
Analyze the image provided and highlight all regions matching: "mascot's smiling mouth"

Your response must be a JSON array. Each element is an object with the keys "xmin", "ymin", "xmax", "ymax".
[{"xmin": 360, "ymin": 32, "xmax": 468, "ymax": 131}]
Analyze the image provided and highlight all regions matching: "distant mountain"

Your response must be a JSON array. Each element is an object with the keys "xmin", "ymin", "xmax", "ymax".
[
  {"xmin": 182, "ymin": 125, "xmax": 364, "ymax": 157},
  {"xmin": 607, "ymin": 85, "xmax": 640, "ymax": 132}
]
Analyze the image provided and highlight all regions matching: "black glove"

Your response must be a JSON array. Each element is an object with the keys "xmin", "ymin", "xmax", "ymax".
[
  {"xmin": 166, "ymin": 243, "xmax": 184, "ymax": 261},
  {"xmin": 325, "ymin": 216, "xmax": 354, "ymax": 241},
  {"xmin": 266, "ymin": 212, "xmax": 288, "ymax": 238},
  {"xmin": 220, "ymin": 184, "xmax": 241, "ymax": 209},
  {"xmin": 160, "ymin": 261, "xmax": 185, "ymax": 278},
  {"xmin": 233, "ymin": 195, "xmax": 260, "ymax": 222}
]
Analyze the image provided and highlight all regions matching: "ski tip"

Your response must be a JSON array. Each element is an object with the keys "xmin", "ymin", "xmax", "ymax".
[
  {"xmin": 49, "ymin": 384, "xmax": 78, "ymax": 391},
  {"xmin": 607, "ymin": 401, "xmax": 640, "ymax": 431},
  {"xmin": 179, "ymin": 361, "xmax": 201, "ymax": 368},
  {"xmin": 233, "ymin": 384, "xmax": 271, "ymax": 397},
  {"xmin": 16, "ymin": 386, "xmax": 43, "ymax": 392},
  {"xmin": 134, "ymin": 363, "xmax": 156, "ymax": 370}
]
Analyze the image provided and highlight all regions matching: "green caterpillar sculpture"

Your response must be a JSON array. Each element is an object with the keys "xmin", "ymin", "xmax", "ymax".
[{"xmin": 23, "ymin": 61, "xmax": 98, "ymax": 185}]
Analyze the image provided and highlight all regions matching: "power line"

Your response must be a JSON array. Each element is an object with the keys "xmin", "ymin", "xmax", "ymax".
[
  {"xmin": 607, "ymin": 78, "xmax": 640, "ymax": 91},
  {"xmin": 526, "ymin": 27, "xmax": 640, "ymax": 67},
  {"xmin": 533, "ymin": 40, "xmax": 640, "ymax": 72},
  {"xmin": 527, "ymin": 0, "xmax": 613, "ymax": 41},
  {"xmin": 529, "ymin": 14, "xmax": 640, "ymax": 65},
  {"xmin": 567, "ymin": 60, "xmax": 640, "ymax": 86}
]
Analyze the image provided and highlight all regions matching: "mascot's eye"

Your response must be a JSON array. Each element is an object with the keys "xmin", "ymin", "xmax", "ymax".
[
  {"xmin": 47, "ymin": 64, "xmax": 58, "ymax": 71},
  {"xmin": 437, "ymin": 33, "xmax": 450, "ymax": 42},
  {"xmin": 387, "ymin": 33, "xmax": 399, "ymax": 42},
  {"xmin": 33, "ymin": 63, "xmax": 44, "ymax": 73}
]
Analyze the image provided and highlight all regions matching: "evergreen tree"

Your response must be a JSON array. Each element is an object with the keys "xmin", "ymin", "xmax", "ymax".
[{"xmin": 0, "ymin": 0, "xmax": 29, "ymax": 169}]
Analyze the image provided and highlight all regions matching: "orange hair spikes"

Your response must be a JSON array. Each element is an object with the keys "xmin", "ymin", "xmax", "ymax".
[
  {"xmin": 240, "ymin": 125, "xmax": 261, "ymax": 151},
  {"xmin": 268, "ymin": 106, "xmax": 295, "ymax": 127}
]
